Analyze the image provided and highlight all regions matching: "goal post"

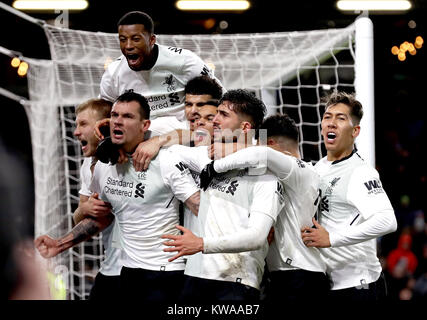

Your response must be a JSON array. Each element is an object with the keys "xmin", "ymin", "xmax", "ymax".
[
  {"xmin": 0, "ymin": 3, "xmax": 375, "ymax": 299},
  {"xmin": 355, "ymin": 16, "xmax": 375, "ymax": 167}
]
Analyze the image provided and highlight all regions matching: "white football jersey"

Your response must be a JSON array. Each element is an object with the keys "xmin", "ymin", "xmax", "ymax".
[
  {"xmin": 167, "ymin": 144, "xmax": 209, "ymax": 237},
  {"xmin": 90, "ymin": 149, "xmax": 199, "ymax": 272},
  {"xmin": 213, "ymin": 147, "xmax": 326, "ymax": 273},
  {"xmin": 315, "ymin": 151, "xmax": 396, "ymax": 290},
  {"xmin": 168, "ymin": 145, "xmax": 284, "ymax": 290},
  {"xmin": 79, "ymin": 157, "xmax": 122, "ymax": 276},
  {"xmin": 100, "ymin": 44, "xmax": 219, "ymax": 122}
]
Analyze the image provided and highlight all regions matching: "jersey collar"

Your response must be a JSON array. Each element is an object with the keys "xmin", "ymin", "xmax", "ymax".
[{"xmin": 331, "ymin": 148, "xmax": 358, "ymax": 165}]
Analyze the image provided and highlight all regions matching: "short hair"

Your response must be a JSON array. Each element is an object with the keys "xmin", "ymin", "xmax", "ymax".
[
  {"xmin": 219, "ymin": 89, "xmax": 266, "ymax": 129},
  {"xmin": 114, "ymin": 90, "xmax": 150, "ymax": 120},
  {"xmin": 117, "ymin": 11, "xmax": 154, "ymax": 34},
  {"xmin": 76, "ymin": 98, "xmax": 113, "ymax": 120},
  {"xmin": 323, "ymin": 91, "xmax": 364, "ymax": 125},
  {"xmin": 260, "ymin": 114, "xmax": 299, "ymax": 143},
  {"xmin": 185, "ymin": 76, "xmax": 223, "ymax": 101}
]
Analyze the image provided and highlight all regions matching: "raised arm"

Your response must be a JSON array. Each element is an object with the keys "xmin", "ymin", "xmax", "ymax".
[
  {"xmin": 214, "ymin": 146, "xmax": 296, "ymax": 180},
  {"xmin": 35, "ymin": 215, "xmax": 114, "ymax": 259},
  {"xmin": 132, "ymin": 129, "xmax": 193, "ymax": 171}
]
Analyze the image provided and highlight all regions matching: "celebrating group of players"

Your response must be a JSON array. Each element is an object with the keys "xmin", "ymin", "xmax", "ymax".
[{"xmin": 34, "ymin": 11, "xmax": 397, "ymax": 303}]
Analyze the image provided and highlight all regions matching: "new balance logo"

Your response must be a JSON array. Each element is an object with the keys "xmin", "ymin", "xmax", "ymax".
[
  {"xmin": 201, "ymin": 65, "xmax": 212, "ymax": 76},
  {"xmin": 364, "ymin": 179, "xmax": 384, "ymax": 195},
  {"xmin": 295, "ymin": 159, "xmax": 305, "ymax": 168},
  {"xmin": 167, "ymin": 47, "xmax": 182, "ymax": 54},
  {"xmin": 175, "ymin": 162, "xmax": 189, "ymax": 172},
  {"xmin": 226, "ymin": 180, "xmax": 239, "ymax": 196},
  {"xmin": 134, "ymin": 183, "xmax": 145, "ymax": 198},
  {"xmin": 320, "ymin": 196, "xmax": 329, "ymax": 213}
]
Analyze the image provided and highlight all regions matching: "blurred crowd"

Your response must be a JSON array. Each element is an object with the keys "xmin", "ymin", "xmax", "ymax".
[{"xmin": 377, "ymin": 88, "xmax": 427, "ymax": 301}]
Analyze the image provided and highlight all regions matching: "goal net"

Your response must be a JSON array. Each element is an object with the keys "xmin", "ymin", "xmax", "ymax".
[{"xmin": 2, "ymin": 9, "xmax": 370, "ymax": 299}]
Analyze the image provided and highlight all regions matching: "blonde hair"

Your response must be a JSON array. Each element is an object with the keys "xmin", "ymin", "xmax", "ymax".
[{"xmin": 75, "ymin": 98, "xmax": 112, "ymax": 121}]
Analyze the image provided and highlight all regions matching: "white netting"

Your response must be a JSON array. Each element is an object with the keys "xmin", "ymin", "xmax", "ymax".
[{"xmin": 4, "ymin": 19, "xmax": 357, "ymax": 299}]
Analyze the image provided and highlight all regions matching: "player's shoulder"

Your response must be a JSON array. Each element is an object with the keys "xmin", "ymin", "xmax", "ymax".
[
  {"xmin": 158, "ymin": 43, "xmax": 197, "ymax": 58},
  {"xmin": 104, "ymin": 55, "xmax": 125, "ymax": 75}
]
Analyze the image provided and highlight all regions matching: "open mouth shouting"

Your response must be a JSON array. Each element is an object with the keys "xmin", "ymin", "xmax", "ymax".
[
  {"xmin": 80, "ymin": 139, "xmax": 88, "ymax": 153},
  {"xmin": 112, "ymin": 128, "xmax": 124, "ymax": 141},
  {"xmin": 126, "ymin": 53, "xmax": 142, "ymax": 69},
  {"xmin": 326, "ymin": 132, "xmax": 337, "ymax": 143}
]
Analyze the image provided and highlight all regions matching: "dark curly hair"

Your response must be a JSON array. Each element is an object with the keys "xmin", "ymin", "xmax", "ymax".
[
  {"xmin": 117, "ymin": 11, "xmax": 154, "ymax": 34},
  {"xmin": 260, "ymin": 114, "xmax": 299, "ymax": 143},
  {"xmin": 219, "ymin": 89, "xmax": 266, "ymax": 129},
  {"xmin": 185, "ymin": 76, "xmax": 223, "ymax": 101},
  {"xmin": 323, "ymin": 91, "xmax": 364, "ymax": 125}
]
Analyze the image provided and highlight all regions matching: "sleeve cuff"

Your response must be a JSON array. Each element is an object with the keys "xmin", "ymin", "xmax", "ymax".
[{"xmin": 329, "ymin": 231, "xmax": 344, "ymax": 247}]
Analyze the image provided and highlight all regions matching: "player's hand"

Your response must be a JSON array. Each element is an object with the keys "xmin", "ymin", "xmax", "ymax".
[
  {"xmin": 94, "ymin": 118, "xmax": 110, "ymax": 140},
  {"xmin": 162, "ymin": 225, "xmax": 204, "ymax": 262},
  {"xmin": 301, "ymin": 218, "xmax": 331, "ymax": 248},
  {"xmin": 34, "ymin": 235, "xmax": 61, "ymax": 258},
  {"xmin": 116, "ymin": 148, "xmax": 129, "ymax": 165},
  {"xmin": 80, "ymin": 193, "xmax": 112, "ymax": 219},
  {"xmin": 199, "ymin": 161, "xmax": 217, "ymax": 191},
  {"xmin": 132, "ymin": 137, "xmax": 161, "ymax": 172},
  {"xmin": 209, "ymin": 141, "xmax": 247, "ymax": 160}
]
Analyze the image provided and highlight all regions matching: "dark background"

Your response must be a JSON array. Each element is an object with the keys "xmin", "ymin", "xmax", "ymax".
[{"xmin": 1, "ymin": 0, "xmax": 426, "ymax": 300}]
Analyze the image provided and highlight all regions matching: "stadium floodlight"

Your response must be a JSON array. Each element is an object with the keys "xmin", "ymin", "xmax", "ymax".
[
  {"xmin": 13, "ymin": 0, "xmax": 88, "ymax": 11},
  {"xmin": 176, "ymin": 0, "xmax": 250, "ymax": 11},
  {"xmin": 337, "ymin": 0, "xmax": 412, "ymax": 11}
]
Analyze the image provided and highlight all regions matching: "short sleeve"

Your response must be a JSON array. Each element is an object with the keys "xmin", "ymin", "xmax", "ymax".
[
  {"xmin": 181, "ymin": 50, "xmax": 225, "ymax": 93},
  {"xmin": 347, "ymin": 166, "xmax": 394, "ymax": 220},
  {"xmin": 159, "ymin": 151, "xmax": 200, "ymax": 203},
  {"xmin": 79, "ymin": 158, "xmax": 92, "ymax": 197},
  {"xmin": 249, "ymin": 174, "xmax": 285, "ymax": 223},
  {"xmin": 99, "ymin": 66, "xmax": 117, "ymax": 102},
  {"xmin": 167, "ymin": 145, "xmax": 210, "ymax": 173},
  {"xmin": 89, "ymin": 162, "xmax": 103, "ymax": 195}
]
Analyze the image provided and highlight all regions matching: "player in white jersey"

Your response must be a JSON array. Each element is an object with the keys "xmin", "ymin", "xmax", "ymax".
[
  {"xmin": 34, "ymin": 98, "xmax": 123, "ymax": 300},
  {"xmin": 199, "ymin": 114, "xmax": 330, "ymax": 301},
  {"xmin": 100, "ymin": 11, "xmax": 223, "ymax": 137},
  {"xmin": 182, "ymin": 104, "xmax": 218, "ymax": 237},
  {"xmin": 301, "ymin": 91, "xmax": 397, "ymax": 301},
  {"xmin": 162, "ymin": 90, "xmax": 284, "ymax": 301},
  {"xmin": 91, "ymin": 91, "xmax": 199, "ymax": 301}
]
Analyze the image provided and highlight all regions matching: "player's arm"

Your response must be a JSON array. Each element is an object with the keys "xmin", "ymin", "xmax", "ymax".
[
  {"xmin": 73, "ymin": 193, "xmax": 113, "ymax": 225},
  {"xmin": 163, "ymin": 176, "xmax": 284, "ymax": 261},
  {"xmin": 162, "ymin": 212, "xmax": 275, "ymax": 261},
  {"xmin": 183, "ymin": 191, "xmax": 200, "ymax": 217},
  {"xmin": 302, "ymin": 168, "xmax": 397, "ymax": 248},
  {"xmin": 131, "ymin": 129, "xmax": 193, "ymax": 172},
  {"xmin": 161, "ymin": 149, "xmax": 202, "ymax": 216},
  {"xmin": 99, "ymin": 65, "xmax": 117, "ymax": 103},
  {"xmin": 214, "ymin": 146, "xmax": 295, "ymax": 179},
  {"xmin": 35, "ymin": 214, "xmax": 114, "ymax": 259},
  {"xmin": 200, "ymin": 146, "xmax": 296, "ymax": 190}
]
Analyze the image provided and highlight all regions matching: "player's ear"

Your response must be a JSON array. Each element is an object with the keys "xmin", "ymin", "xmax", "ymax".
[
  {"xmin": 267, "ymin": 138, "xmax": 276, "ymax": 146},
  {"xmin": 150, "ymin": 34, "xmax": 156, "ymax": 47},
  {"xmin": 240, "ymin": 121, "xmax": 252, "ymax": 133},
  {"xmin": 352, "ymin": 124, "xmax": 360, "ymax": 138},
  {"xmin": 141, "ymin": 119, "xmax": 151, "ymax": 133}
]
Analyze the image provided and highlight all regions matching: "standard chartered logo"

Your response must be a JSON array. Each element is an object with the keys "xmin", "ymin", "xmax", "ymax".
[{"xmin": 104, "ymin": 177, "xmax": 134, "ymax": 198}]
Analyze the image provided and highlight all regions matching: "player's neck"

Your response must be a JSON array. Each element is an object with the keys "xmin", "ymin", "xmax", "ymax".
[
  {"xmin": 327, "ymin": 146, "xmax": 354, "ymax": 162},
  {"xmin": 140, "ymin": 44, "xmax": 159, "ymax": 71}
]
